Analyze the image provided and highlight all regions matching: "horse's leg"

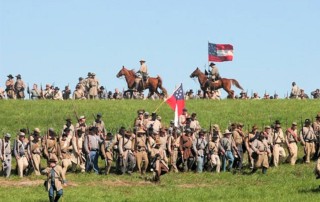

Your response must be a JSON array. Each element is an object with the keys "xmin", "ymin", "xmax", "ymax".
[{"xmin": 203, "ymin": 89, "xmax": 206, "ymax": 99}]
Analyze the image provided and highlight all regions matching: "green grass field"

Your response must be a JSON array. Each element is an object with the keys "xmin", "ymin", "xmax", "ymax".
[{"xmin": 0, "ymin": 99, "xmax": 320, "ymax": 201}]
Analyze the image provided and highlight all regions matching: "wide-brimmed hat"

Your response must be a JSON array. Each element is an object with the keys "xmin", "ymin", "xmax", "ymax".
[
  {"xmin": 4, "ymin": 133, "xmax": 11, "ymax": 138},
  {"xmin": 292, "ymin": 122, "xmax": 297, "ymax": 126},
  {"xmin": 7, "ymin": 74, "xmax": 14, "ymax": 78},
  {"xmin": 137, "ymin": 128, "xmax": 146, "ymax": 134},
  {"xmin": 155, "ymin": 139, "xmax": 161, "ymax": 145},
  {"xmin": 316, "ymin": 113, "xmax": 320, "ymax": 118},
  {"xmin": 223, "ymin": 129, "xmax": 232, "ymax": 136},
  {"xmin": 209, "ymin": 62, "xmax": 216, "ymax": 66},
  {"xmin": 18, "ymin": 132, "xmax": 25, "ymax": 137},
  {"xmin": 139, "ymin": 59, "xmax": 146, "ymax": 62},
  {"xmin": 79, "ymin": 115, "xmax": 85, "ymax": 119},
  {"xmin": 34, "ymin": 128, "xmax": 41, "ymax": 133}
]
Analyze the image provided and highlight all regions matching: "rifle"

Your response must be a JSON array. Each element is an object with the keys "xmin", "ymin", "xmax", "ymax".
[
  {"xmin": 40, "ymin": 83, "xmax": 44, "ymax": 99},
  {"xmin": 27, "ymin": 83, "xmax": 31, "ymax": 99}
]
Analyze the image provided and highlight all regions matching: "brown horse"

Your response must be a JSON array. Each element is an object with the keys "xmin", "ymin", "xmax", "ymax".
[
  {"xmin": 116, "ymin": 66, "xmax": 168, "ymax": 99},
  {"xmin": 190, "ymin": 67, "xmax": 244, "ymax": 98}
]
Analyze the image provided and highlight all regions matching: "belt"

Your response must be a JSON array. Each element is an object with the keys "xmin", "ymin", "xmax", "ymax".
[
  {"xmin": 90, "ymin": 149, "xmax": 99, "ymax": 152},
  {"xmin": 137, "ymin": 149, "xmax": 146, "ymax": 152}
]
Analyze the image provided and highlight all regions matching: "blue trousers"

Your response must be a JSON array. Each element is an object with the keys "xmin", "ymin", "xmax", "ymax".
[
  {"xmin": 196, "ymin": 156, "xmax": 204, "ymax": 173},
  {"xmin": 86, "ymin": 151, "xmax": 99, "ymax": 173},
  {"xmin": 222, "ymin": 151, "xmax": 234, "ymax": 172},
  {"xmin": 49, "ymin": 184, "xmax": 63, "ymax": 200}
]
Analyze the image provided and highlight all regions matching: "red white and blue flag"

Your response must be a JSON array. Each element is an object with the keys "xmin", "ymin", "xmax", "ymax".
[
  {"xmin": 208, "ymin": 42, "xmax": 233, "ymax": 62},
  {"xmin": 166, "ymin": 84, "xmax": 185, "ymax": 127}
]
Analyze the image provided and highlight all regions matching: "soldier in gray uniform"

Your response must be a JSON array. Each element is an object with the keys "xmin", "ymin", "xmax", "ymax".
[
  {"xmin": 119, "ymin": 131, "xmax": 135, "ymax": 174},
  {"xmin": 193, "ymin": 130, "xmax": 207, "ymax": 173},
  {"xmin": 84, "ymin": 127, "xmax": 104, "ymax": 174},
  {"xmin": 0, "ymin": 133, "xmax": 12, "ymax": 177}
]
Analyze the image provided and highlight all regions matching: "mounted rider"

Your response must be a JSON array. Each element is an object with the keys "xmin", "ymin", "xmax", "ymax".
[
  {"xmin": 206, "ymin": 63, "xmax": 221, "ymax": 89},
  {"xmin": 135, "ymin": 59, "xmax": 148, "ymax": 91}
]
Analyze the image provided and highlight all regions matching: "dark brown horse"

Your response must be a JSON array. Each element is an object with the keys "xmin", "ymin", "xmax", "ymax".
[
  {"xmin": 190, "ymin": 67, "xmax": 244, "ymax": 98},
  {"xmin": 116, "ymin": 66, "xmax": 168, "ymax": 99}
]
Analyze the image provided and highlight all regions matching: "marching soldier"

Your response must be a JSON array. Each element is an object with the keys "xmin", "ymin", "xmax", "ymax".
[
  {"xmin": 71, "ymin": 129, "xmax": 85, "ymax": 172},
  {"xmin": 0, "ymin": 133, "xmax": 12, "ymax": 177},
  {"xmin": 101, "ymin": 132, "xmax": 115, "ymax": 175},
  {"xmin": 251, "ymin": 132, "xmax": 271, "ymax": 174},
  {"xmin": 14, "ymin": 74, "xmax": 26, "ymax": 99},
  {"xmin": 273, "ymin": 121, "xmax": 286, "ymax": 167},
  {"xmin": 88, "ymin": 73, "xmax": 99, "ymax": 99},
  {"xmin": 285, "ymin": 122, "xmax": 299, "ymax": 165},
  {"xmin": 42, "ymin": 158, "xmax": 66, "ymax": 202},
  {"xmin": 28, "ymin": 128, "xmax": 42, "ymax": 175},
  {"xmin": 93, "ymin": 113, "xmax": 106, "ymax": 135},
  {"xmin": 300, "ymin": 119, "xmax": 316, "ymax": 163},
  {"xmin": 14, "ymin": 132, "xmax": 29, "ymax": 177},
  {"xmin": 168, "ymin": 128, "xmax": 181, "ymax": 173},
  {"xmin": 220, "ymin": 130, "xmax": 236, "ymax": 172},
  {"xmin": 5, "ymin": 74, "xmax": 15, "ymax": 99},
  {"xmin": 58, "ymin": 130, "xmax": 73, "ymax": 176},
  {"xmin": 313, "ymin": 113, "xmax": 320, "ymax": 159},
  {"xmin": 150, "ymin": 139, "xmax": 169, "ymax": 182},
  {"xmin": 193, "ymin": 130, "xmax": 207, "ymax": 173},
  {"xmin": 180, "ymin": 128, "xmax": 194, "ymax": 172},
  {"xmin": 207, "ymin": 132, "xmax": 224, "ymax": 173},
  {"xmin": 84, "ymin": 127, "xmax": 104, "ymax": 174},
  {"xmin": 113, "ymin": 127, "xmax": 126, "ymax": 173},
  {"xmin": 232, "ymin": 123, "xmax": 245, "ymax": 170},
  {"xmin": 134, "ymin": 128, "xmax": 149, "ymax": 175},
  {"xmin": 119, "ymin": 130, "xmax": 135, "ymax": 174},
  {"xmin": 245, "ymin": 125, "xmax": 258, "ymax": 169},
  {"xmin": 43, "ymin": 128, "xmax": 59, "ymax": 164}
]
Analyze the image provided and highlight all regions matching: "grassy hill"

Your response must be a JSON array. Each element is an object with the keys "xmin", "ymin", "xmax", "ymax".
[{"xmin": 0, "ymin": 99, "xmax": 320, "ymax": 201}]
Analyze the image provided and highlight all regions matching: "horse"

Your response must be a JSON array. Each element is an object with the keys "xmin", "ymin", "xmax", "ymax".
[
  {"xmin": 116, "ymin": 66, "xmax": 168, "ymax": 99},
  {"xmin": 190, "ymin": 67, "xmax": 244, "ymax": 99}
]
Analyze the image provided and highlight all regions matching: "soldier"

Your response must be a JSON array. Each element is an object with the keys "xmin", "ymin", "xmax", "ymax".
[
  {"xmin": 158, "ymin": 128, "xmax": 168, "ymax": 154},
  {"xmin": 62, "ymin": 118, "xmax": 75, "ymax": 139},
  {"xmin": 232, "ymin": 123, "xmax": 245, "ymax": 170},
  {"xmin": 75, "ymin": 116, "xmax": 87, "ymax": 134},
  {"xmin": 147, "ymin": 112, "xmax": 161, "ymax": 135},
  {"xmin": 101, "ymin": 132, "xmax": 115, "ymax": 175},
  {"xmin": 0, "ymin": 87, "xmax": 5, "ymax": 99},
  {"xmin": 43, "ymin": 84, "xmax": 53, "ymax": 99},
  {"xmin": 273, "ymin": 121, "xmax": 286, "ymax": 167},
  {"xmin": 313, "ymin": 113, "xmax": 320, "ymax": 159},
  {"xmin": 14, "ymin": 74, "xmax": 26, "ymax": 99},
  {"xmin": 113, "ymin": 127, "xmax": 126, "ymax": 173},
  {"xmin": 285, "ymin": 122, "xmax": 299, "ymax": 165},
  {"xmin": 208, "ymin": 62, "xmax": 220, "ymax": 82},
  {"xmin": 84, "ymin": 127, "xmax": 104, "ymax": 174},
  {"xmin": 300, "ymin": 119, "xmax": 316, "ymax": 163},
  {"xmin": 134, "ymin": 109, "xmax": 146, "ymax": 130},
  {"xmin": 88, "ymin": 73, "xmax": 99, "ymax": 99},
  {"xmin": 190, "ymin": 113, "xmax": 201, "ymax": 136},
  {"xmin": 135, "ymin": 59, "xmax": 148, "ymax": 90},
  {"xmin": 220, "ymin": 130, "xmax": 236, "ymax": 172},
  {"xmin": 113, "ymin": 88, "xmax": 123, "ymax": 99},
  {"xmin": 134, "ymin": 128, "xmax": 149, "ymax": 175},
  {"xmin": 251, "ymin": 92, "xmax": 260, "ymax": 99},
  {"xmin": 290, "ymin": 82, "xmax": 300, "ymax": 99},
  {"xmin": 98, "ymin": 86, "xmax": 107, "ymax": 99},
  {"xmin": 93, "ymin": 113, "xmax": 106, "ymax": 135},
  {"xmin": 53, "ymin": 87, "xmax": 63, "ymax": 100},
  {"xmin": 58, "ymin": 129, "xmax": 73, "ymax": 176},
  {"xmin": 251, "ymin": 132, "xmax": 271, "ymax": 174},
  {"xmin": 193, "ymin": 130, "xmax": 207, "ymax": 173},
  {"xmin": 62, "ymin": 85, "xmax": 71, "ymax": 100},
  {"xmin": 311, "ymin": 89, "xmax": 320, "ymax": 99},
  {"xmin": 5, "ymin": 74, "xmax": 15, "ymax": 99},
  {"xmin": 71, "ymin": 129, "xmax": 85, "ymax": 173},
  {"xmin": 72, "ymin": 85, "xmax": 86, "ymax": 100},
  {"xmin": 119, "ymin": 130, "xmax": 135, "ymax": 174},
  {"xmin": 168, "ymin": 128, "xmax": 181, "ymax": 173},
  {"xmin": 77, "ymin": 77, "xmax": 86, "ymax": 93},
  {"xmin": 178, "ymin": 108, "xmax": 188, "ymax": 129},
  {"xmin": 0, "ymin": 133, "xmax": 12, "ymax": 178},
  {"xmin": 14, "ymin": 132, "xmax": 29, "ymax": 177},
  {"xmin": 43, "ymin": 128, "xmax": 59, "ymax": 164},
  {"xmin": 179, "ymin": 128, "xmax": 195, "ymax": 172},
  {"xmin": 263, "ymin": 126, "xmax": 274, "ymax": 164},
  {"xmin": 207, "ymin": 132, "xmax": 224, "ymax": 173},
  {"xmin": 28, "ymin": 128, "xmax": 42, "ymax": 175},
  {"xmin": 28, "ymin": 83, "xmax": 41, "ymax": 100},
  {"xmin": 42, "ymin": 158, "xmax": 66, "ymax": 202},
  {"xmin": 150, "ymin": 139, "xmax": 169, "ymax": 182}
]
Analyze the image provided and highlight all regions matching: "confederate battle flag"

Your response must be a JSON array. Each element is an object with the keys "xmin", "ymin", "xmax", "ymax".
[
  {"xmin": 166, "ymin": 84, "xmax": 185, "ymax": 126},
  {"xmin": 208, "ymin": 42, "xmax": 234, "ymax": 62}
]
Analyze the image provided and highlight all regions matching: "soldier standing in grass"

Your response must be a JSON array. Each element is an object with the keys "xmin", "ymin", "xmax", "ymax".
[
  {"xmin": 71, "ymin": 129, "xmax": 85, "ymax": 172},
  {"xmin": 232, "ymin": 123, "xmax": 245, "ymax": 170},
  {"xmin": 150, "ymin": 139, "xmax": 169, "ymax": 182},
  {"xmin": 84, "ymin": 127, "xmax": 104, "ymax": 174},
  {"xmin": 273, "ymin": 121, "xmax": 286, "ymax": 167},
  {"xmin": 220, "ymin": 130, "xmax": 236, "ymax": 172},
  {"xmin": 300, "ymin": 119, "xmax": 316, "ymax": 163},
  {"xmin": 88, "ymin": 73, "xmax": 99, "ymax": 99},
  {"xmin": 14, "ymin": 132, "xmax": 29, "ymax": 177},
  {"xmin": 251, "ymin": 132, "xmax": 271, "ymax": 174},
  {"xmin": 93, "ymin": 113, "xmax": 106, "ymax": 135},
  {"xmin": 179, "ymin": 128, "xmax": 195, "ymax": 172},
  {"xmin": 285, "ymin": 122, "xmax": 299, "ymax": 165},
  {"xmin": 193, "ymin": 130, "xmax": 207, "ymax": 173},
  {"xmin": 0, "ymin": 133, "xmax": 12, "ymax": 178},
  {"xmin": 207, "ymin": 132, "xmax": 224, "ymax": 173},
  {"xmin": 5, "ymin": 74, "xmax": 15, "ymax": 99},
  {"xmin": 28, "ymin": 128, "xmax": 42, "ymax": 175},
  {"xmin": 58, "ymin": 130, "xmax": 73, "ymax": 176},
  {"xmin": 119, "ymin": 130, "xmax": 135, "ymax": 174},
  {"xmin": 134, "ymin": 128, "xmax": 148, "ymax": 175},
  {"xmin": 73, "ymin": 84, "xmax": 86, "ymax": 100},
  {"xmin": 101, "ymin": 132, "xmax": 115, "ymax": 175},
  {"xmin": 42, "ymin": 158, "xmax": 66, "ymax": 202},
  {"xmin": 168, "ymin": 128, "xmax": 181, "ymax": 173},
  {"xmin": 312, "ymin": 113, "xmax": 320, "ymax": 159},
  {"xmin": 43, "ymin": 129, "xmax": 59, "ymax": 164}
]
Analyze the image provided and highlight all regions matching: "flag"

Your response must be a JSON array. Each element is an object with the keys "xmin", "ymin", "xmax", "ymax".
[
  {"xmin": 166, "ymin": 84, "xmax": 185, "ymax": 127},
  {"xmin": 208, "ymin": 42, "xmax": 233, "ymax": 62}
]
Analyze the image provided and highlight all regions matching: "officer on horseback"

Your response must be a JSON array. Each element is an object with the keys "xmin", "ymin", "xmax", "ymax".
[
  {"xmin": 208, "ymin": 62, "xmax": 220, "ymax": 82},
  {"xmin": 135, "ymin": 59, "xmax": 148, "ymax": 91}
]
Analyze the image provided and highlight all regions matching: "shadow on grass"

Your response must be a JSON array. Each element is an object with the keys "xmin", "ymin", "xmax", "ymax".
[{"xmin": 298, "ymin": 186, "xmax": 320, "ymax": 193}]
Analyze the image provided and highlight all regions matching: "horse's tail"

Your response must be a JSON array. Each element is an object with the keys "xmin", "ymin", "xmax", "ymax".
[
  {"xmin": 157, "ymin": 75, "xmax": 168, "ymax": 97},
  {"xmin": 231, "ymin": 79, "xmax": 244, "ymax": 91}
]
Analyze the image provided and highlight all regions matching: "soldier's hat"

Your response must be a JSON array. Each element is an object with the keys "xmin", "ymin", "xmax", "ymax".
[
  {"xmin": 199, "ymin": 129, "xmax": 206, "ymax": 136},
  {"xmin": 64, "ymin": 127, "xmax": 71, "ymax": 133},
  {"xmin": 209, "ymin": 62, "xmax": 216, "ymax": 66},
  {"xmin": 18, "ymin": 132, "xmax": 26, "ymax": 137},
  {"xmin": 160, "ymin": 128, "xmax": 166, "ymax": 134},
  {"xmin": 137, "ymin": 128, "xmax": 146, "ymax": 134},
  {"xmin": 54, "ymin": 87, "xmax": 59, "ymax": 90},
  {"xmin": 20, "ymin": 128, "xmax": 27, "ymax": 134},
  {"xmin": 152, "ymin": 112, "xmax": 157, "ymax": 117},
  {"xmin": 155, "ymin": 139, "xmax": 161, "ymax": 145},
  {"xmin": 170, "ymin": 120, "xmax": 174, "ymax": 124},
  {"xmin": 305, "ymin": 119, "xmax": 311, "ymax": 125},
  {"xmin": 15, "ymin": 74, "xmax": 21, "ymax": 78},
  {"xmin": 238, "ymin": 123, "xmax": 244, "ymax": 127},
  {"xmin": 274, "ymin": 120, "xmax": 281, "ymax": 125},
  {"xmin": 240, "ymin": 91, "xmax": 246, "ymax": 95},
  {"xmin": 292, "ymin": 122, "xmax": 297, "ymax": 126},
  {"xmin": 66, "ymin": 118, "xmax": 72, "ymax": 122},
  {"xmin": 316, "ymin": 113, "xmax": 320, "ymax": 118},
  {"xmin": 7, "ymin": 74, "xmax": 14, "ymax": 78},
  {"xmin": 106, "ymin": 132, "xmax": 113, "ymax": 138},
  {"xmin": 157, "ymin": 116, "xmax": 162, "ymax": 121},
  {"xmin": 191, "ymin": 112, "xmax": 197, "ymax": 117},
  {"xmin": 100, "ymin": 86, "xmax": 105, "ymax": 90},
  {"xmin": 223, "ymin": 129, "xmax": 232, "ymax": 136},
  {"xmin": 49, "ymin": 129, "xmax": 56, "ymax": 136},
  {"xmin": 265, "ymin": 125, "xmax": 271, "ymax": 129},
  {"xmin": 79, "ymin": 77, "xmax": 84, "ymax": 80},
  {"xmin": 125, "ymin": 130, "xmax": 133, "ymax": 137},
  {"xmin": 97, "ymin": 112, "xmax": 102, "ymax": 117},
  {"xmin": 252, "ymin": 125, "xmax": 258, "ymax": 130},
  {"xmin": 275, "ymin": 123, "xmax": 281, "ymax": 128},
  {"xmin": 139, "ymin": 59, "xmax": 146, "ymax": 62},
  {"xmin": 4, "ymin": 133, "xmax": 11, "ymax": 138},
  {"xmin": 34, "ymin": 128, "xmax": 41, "ymax": 134},
  {"xmin": 91, "ymin": 73, "xmax": 96, "ymax": 76},
  {"xmin": 137, "ymin": 109, "xmax": 145, "ymax": 114},
  {"xmin": 183, "ymin": 108, "xmax": 188, "ymax": 112},
  {"xmin": 185, "ymin": 128, "xmax": 192, "ymax": 134},
  {"xmin": 189, "ymin": 89, "xmax": 194, "ymax": 93},
  {"xmin": 144, "ymin": 111, "xmax": 149, "ymax": 116},
  {"xmin": 87, "ymin": 72, "xmax": 92, "ymax": 76},
  {"xmin": 79, "ymin": 115, "xmax": 85, "ymax": 119}
]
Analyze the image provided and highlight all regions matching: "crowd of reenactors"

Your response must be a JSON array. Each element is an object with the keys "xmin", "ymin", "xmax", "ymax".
[
  {"xmin": 1, "ymin": 109, "xmax": 320, "ymax": 185},
  {"xmin": 1, "ymin": 74, "xmax": 320, "ymax": 100}
]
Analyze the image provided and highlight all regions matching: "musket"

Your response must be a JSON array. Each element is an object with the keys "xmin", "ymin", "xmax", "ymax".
[
  {"xmin": 40, "ymin": 83, "xmax": 44, "ymax": 99},
  {"xmin": 27, "ymin": 83, "xmax": 31, "ymax": 99}
]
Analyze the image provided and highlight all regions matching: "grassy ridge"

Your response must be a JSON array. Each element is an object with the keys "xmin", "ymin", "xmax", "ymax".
[{"xmin": 0, "ymin": 99, "xmax": 320, "ymax": 201}]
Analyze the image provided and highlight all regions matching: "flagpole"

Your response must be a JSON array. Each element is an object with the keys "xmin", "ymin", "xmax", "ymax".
[{"xmin": 153, "ymin": 84, "xmax": 182, "ymax": 113}]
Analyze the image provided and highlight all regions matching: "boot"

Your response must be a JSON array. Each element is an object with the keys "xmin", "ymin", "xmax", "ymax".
[
  {"xmin": 49, "ymin": 196, "xmax": 54, "ymax": 202},
  {"xmin": 251, "ymin": 168, "xmax": 257, "ymax": 174},
  {"xmin": 262, "ymin": 167, "xmax": 267, "ymax": 174},
  {"xmin": 54, "ymin": 195, "xmax": 61, "ymax": 202}
]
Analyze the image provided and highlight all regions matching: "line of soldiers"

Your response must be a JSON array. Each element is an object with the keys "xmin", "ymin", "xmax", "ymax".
[{"xmin": 1, "ymin": 111, "xmax": 320, "ymax": 183}]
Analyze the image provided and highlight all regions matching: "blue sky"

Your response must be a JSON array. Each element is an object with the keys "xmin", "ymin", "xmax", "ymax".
[{"xmin": 1, "ymin": 0, "xmax": 319, "ymax": 98}]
